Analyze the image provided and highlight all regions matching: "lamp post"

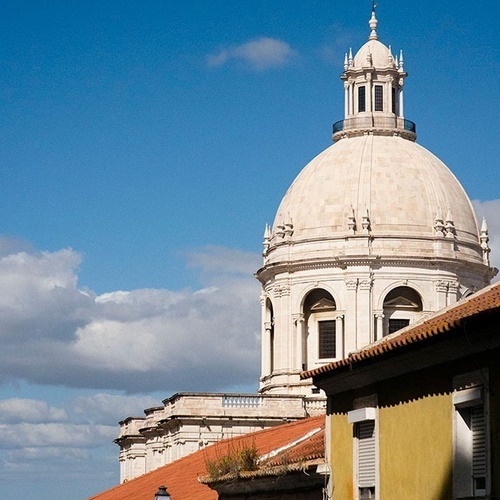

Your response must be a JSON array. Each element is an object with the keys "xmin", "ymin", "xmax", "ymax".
[{"xmin": 154, "ymin": 485, "xmax": 171, "ymax": 500}]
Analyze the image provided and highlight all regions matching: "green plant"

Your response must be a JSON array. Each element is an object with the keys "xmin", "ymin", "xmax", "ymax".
[{"xmin": 205, "ymin": 441, "xmax": 259, "ymax": 480}]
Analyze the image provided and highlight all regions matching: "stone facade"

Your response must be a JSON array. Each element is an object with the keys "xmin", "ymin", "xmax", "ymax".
[{"xmin": 116, "ymin": 392, "xmax": 324, "ymax": 482}]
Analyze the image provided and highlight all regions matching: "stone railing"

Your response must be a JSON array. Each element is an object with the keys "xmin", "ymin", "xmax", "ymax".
[
  {"xmin": 304, "ymin": 398, "xmax": 327, "ymax": 416},
  {"xmin": 222, "ymin": 395, "xmax": 262, "ymax": 408},
  {"xmin": 332, "ymin": 116, "xmax": 416, "ymax": 141}
]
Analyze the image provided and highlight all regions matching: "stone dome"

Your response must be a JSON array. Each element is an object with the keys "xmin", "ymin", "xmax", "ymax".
[
  {"xmin": 257, "ymin": 8, "xmax": 493, "ymax": 399},
  {"xmin": 353, "ymin": 39, "xmax": 394, "ymax": 68},
  {"xmin": 268, "ymin": 134, "xmax": 483, "ymax": 267}
]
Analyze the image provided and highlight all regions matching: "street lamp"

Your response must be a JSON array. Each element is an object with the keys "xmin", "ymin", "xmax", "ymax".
[{"xmin": 154, "ymin": 485, "xmax": 171, "ymax": 500}]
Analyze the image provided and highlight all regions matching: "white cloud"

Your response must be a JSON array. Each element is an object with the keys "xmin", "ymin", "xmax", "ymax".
[
  {"xmin": 207, "ymin": 37, "xmax": 297, "ymax": 70},
  {"xmin": 5, "ymin": 446, "xmax": 90, "ymax": 462},
  {"xmin": 0, "ymin": 242, "xmax": 261, "ymax": 393},
  {"xmin": 0, "ymin": 399, "xmax": 68, "ymax": 424},
  {"xmin": 71, "ymin": 393, "xmax": 158, "ymax": 425},
  {"xmin": 0, "ymin": 422, "xmax": 115, "ymax": 449},
  {"xmin": 0, "ymin": 392, "xmax": 160, "ymax": 477}
]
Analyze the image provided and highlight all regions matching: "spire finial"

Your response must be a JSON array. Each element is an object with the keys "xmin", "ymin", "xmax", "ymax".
[{"xmin": 369, "ymin": 3, "xmax": 379, "ymax": 40}]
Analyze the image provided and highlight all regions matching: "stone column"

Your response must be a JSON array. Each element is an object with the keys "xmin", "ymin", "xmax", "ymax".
[
  {"xmin": 335, "ymin": 314, "xmax": 345, "ymax": 359},
  {"xmin": 447, "ymin": 281, "xmax": 459, "ymax": 307},
  {"xmin": 260, "ymin": 294, "xmax": 271, "ymax": 378},
  {"xmin": 398, "ymin": 82, "xmax": 404, "ymax": 117},
  {"xmin": 345, "ymin": 279, "xmax": 358, "ymax": 354},
  {"xmin": 435, "ymin": 281, "xmax": 448, "ymax": 310},
  {"xmin": 344, "ymin": 82, "xmax": 349, "ymax": 118},
  {"xmin": 366, "ymin": 73, "xmax": 372, "ymax": 113},
  {"xmin": 358, "ymin": 277, "xmax": 373, "ymax": 346},
  {"xmin": 349, "ymin": 80, "xmax": 354, "ymax": 116},
  {"xmin": 263, "ymin": 321, "xmax": 272, "ymax": 376},
  {"xmin": 374, "ymin": 312, "xmax": 384, "ymax": 341},
  {"xmin": 273, "ymin": 283, "xmax": 291, "ymax": 374},
  {"xmin": 293, "ymin": 313, "xmax": 306, "ymax": 371},
  {"xmin": 386, "ymin": 76, "xmax": 393, "ymax": 115}
]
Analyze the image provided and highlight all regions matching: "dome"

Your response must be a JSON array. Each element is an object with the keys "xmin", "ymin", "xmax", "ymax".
[
  {"xmin": 268, "ymin": 134, "xmax": 483, "ymax": 266},
  {"xmin": 257, "ymin": 8, "xmax": 493, "ymax": 400},
  {"xmin": 353, "ymin": 39, "xmax": 395, "ymax": 68}
]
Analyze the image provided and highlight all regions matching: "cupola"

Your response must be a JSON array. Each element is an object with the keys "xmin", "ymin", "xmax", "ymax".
[{"xmin": 334, "ymin": 8, "xmax": 415, "ymax": 142}]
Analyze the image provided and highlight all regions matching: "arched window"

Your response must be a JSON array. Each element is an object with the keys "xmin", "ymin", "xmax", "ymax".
[
  {"xmin": 382, "ymin": 286, "xmax": 422, "ymax": 336},
  {"xmin": 303, "ymin": 289, "xmax": 337, "ymax": 367}
]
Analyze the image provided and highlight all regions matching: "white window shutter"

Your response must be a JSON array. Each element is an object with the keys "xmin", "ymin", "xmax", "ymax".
[
  {"xmin": 472, "ymin": 405, "xmax": 486, "ymax": 480},
  {"xmin": 358, "ymin": 420, "xmax": 376, "ymax": 487}
]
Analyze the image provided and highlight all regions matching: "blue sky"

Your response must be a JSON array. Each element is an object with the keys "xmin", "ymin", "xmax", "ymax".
[{"xmin": 0, "ymin": 1, "xmax": 498, "ymax": 498}]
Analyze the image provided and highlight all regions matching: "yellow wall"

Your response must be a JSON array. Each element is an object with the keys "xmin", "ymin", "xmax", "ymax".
[
  {"xmin": 378, "ymin": 392, "xmax": 453, "ymax": 500},
  {"xmin": 328, "ymin": 412, "xmax": 353, "ymax": 499},
  {"xmin": 327, "ymin": 386, "xmax": 454, "ymax": 499}
]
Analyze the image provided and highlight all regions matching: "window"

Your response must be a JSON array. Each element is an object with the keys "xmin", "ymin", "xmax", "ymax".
[
  {"xmin": 303, "ymin": 289, "xmax": 337, "ymax": 367},
  {"xmin": 358, "ymin": 86, "xmax": 366, "ymax": 112},
  {"xmin": 388, "ymin": 318, "xmax": 409, "ymax": 334},
  {"xmin": 382, "ymin": 286, "xmax": 423, "ymax": 337},
  {"xmin": 318, "ymin": 320, "xmax": 336, "ymax": 358},
  {"xmin": 358, "ymin": 420, "xmax": 376, "ymax": 495},
  {"xmin": 392, "ymin": 87, "xmax": 396, "ymax": 114},
  {"xmin": 348, "ymin": 407, "xmax": 377, "ymax": 499},
  {"xmin": 453, "ymin": 382, "xmax": 489, "ymax": 498},
  {"xmin": 374, "ymin": 85, "xmax": 383, "ymax": 111}
]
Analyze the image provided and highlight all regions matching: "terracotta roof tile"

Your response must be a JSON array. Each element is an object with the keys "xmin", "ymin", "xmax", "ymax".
[
  {"xmin": 88, "ymin": 415, "xmax": 324, "ymax": 500},
  {"xmin": 263, "ymin": 426, "xmax": 325, "ymax": 467},
  {"xmin": 302, "ymin": 282, "xmax": 500, "ymax": 379}
]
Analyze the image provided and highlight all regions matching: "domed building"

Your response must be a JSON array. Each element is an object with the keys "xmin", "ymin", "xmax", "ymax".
[
  {"xmin": 257, "ymin": 10, "xmax": 494, "ymax": 397},
  {"xmin": 114, "ymin": 8, "xmax": 495, "ymax": 483}
]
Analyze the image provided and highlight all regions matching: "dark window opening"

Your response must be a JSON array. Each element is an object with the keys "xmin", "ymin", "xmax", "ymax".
[
  {"xmin": 392, "ymin": 87, "xmax": 396, "ymax": 114},
  {"xmin": 358, "ymin": 86, "xmax": 366, "ymax": 112},
  {"xmin": 318, "ymin": 320, "xmax": 336, "ymax": 358},
  {"xmin": 359, "ymin": 487, "xmax": 376, "ymax": 499},
  {"xmin": 388, "ymin": 318, "xmax": 410, "ymax": 334},
  {"xmin": 374, "ymin": 85, "xmax": 383, "ymax": 111}
]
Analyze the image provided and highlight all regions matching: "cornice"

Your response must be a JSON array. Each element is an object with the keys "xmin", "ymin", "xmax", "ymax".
[{"xmin": 256, "ymin": 255, "xmax": 490, "ymax": 284}]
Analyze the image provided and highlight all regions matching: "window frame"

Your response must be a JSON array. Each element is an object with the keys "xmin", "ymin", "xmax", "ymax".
[
  {"xmin": 348, "ymin": 405, "xmax": 378, "ymax": 500},
  {"xmin": 318, "ymin": 319, "xmax": 336, "ymax": 359}
]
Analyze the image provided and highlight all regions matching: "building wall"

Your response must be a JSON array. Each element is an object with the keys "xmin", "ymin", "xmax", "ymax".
[
  {"xmin": 220, "ymin": 490, "xmax": 323, "ymax": 500},
  {"xmin": 328, "ymin": 410, "xmax": 354, "ymax": 499},
  {"xmin": 378, "ymin": 383, "xmax": 452, "ymax": 499},
  {"xmin": 325, "ymin": 346, "xmax": 500, "ymax": 500}
]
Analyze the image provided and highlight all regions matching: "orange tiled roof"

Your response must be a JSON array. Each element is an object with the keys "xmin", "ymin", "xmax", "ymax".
[
  {"xmin": 88, "ymin": 415, "xmax": 324, "ymax": 500},
  {"xmin": 263, "ymin": 426, "xmax": 324, "ymax": 467},
  {"xmin": 302, "ymin": 281, "xmax": 500, "ymax": 380}
]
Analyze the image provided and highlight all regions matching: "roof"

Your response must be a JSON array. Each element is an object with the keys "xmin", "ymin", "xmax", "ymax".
[
  {"xmin": 88, "ymin": 415, "xmax": 324, "ymax": 500},
  {"xmin": 302, "ymin": 282, "xmax": 500, "ymax": 380}
]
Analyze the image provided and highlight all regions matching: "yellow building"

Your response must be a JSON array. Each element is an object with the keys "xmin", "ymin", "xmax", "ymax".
[{"xmin": 304, "ymin": 282, "xmax": 500, "ymax": 500}]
